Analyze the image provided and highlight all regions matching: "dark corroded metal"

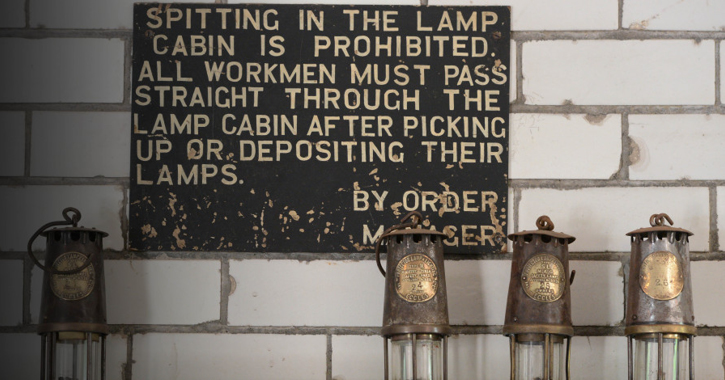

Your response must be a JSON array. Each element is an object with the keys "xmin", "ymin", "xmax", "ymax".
[
  {"xmin": 505, "ymin": 216, "xmax": 575, "ymax": 380},
  {"xmin": 30, "ymin": 208, "xmax": 109, "ymax": 336},
  {"xmin": 378, "ymin": 212, "xmax": 451, "ymax": 337},
  {"xmin": 504, "ymin": 216, "xmax": 575, "ymax": 337},
  {"xmin": 625, "ymin": 213, "xmax": 696, "ymax": 380}
]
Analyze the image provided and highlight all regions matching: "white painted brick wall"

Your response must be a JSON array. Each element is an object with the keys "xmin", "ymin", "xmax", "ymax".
[
  {"xmin": 446, "ymin": 260, "xmax": 510, "ymax": 325},
  {"xmin": 105, "ymin": 260, "xmax": 221, "ymax": 325},
  {"xmin": 570, "ymin": 261, "xmax": 624, "ymax": 326},
  {"xmin": 629, "ymin": 115, "xmax": 725, "ymax": 180},
  {"xmin": 228, "ymin": 260, "xmax": 383, "ymax": 326},
  {"xmin": 0, "ymin": 260, "xmax": 23, "ymax": 326},
  {"xmin": 722, "ymin": 41, "xmax": 724, "ymax": 103},
  {"xmin": 0, "ymin": 0, "xmax": 25, "ymax": 28},
  {"xmin": 31, "ymin": 112, "xmax": 130, "ymax": 177},
  {"xmin": 719, "ymin": 187, "xmax": 725, "ymax": 250},
  {"xmin": 696, "ymin": 336, "xmax": 725, "ymax": 379},
  {"xmin": 331, "ymin": 335, "xmax": 383, "ymax": 380},
  {"xmin": 0, "ymin": 333, "xmax": 126, "ymax": 380},
  {"xmin": 523, "ymin": 40, "xmax": 715, "ymax": 106},
  {"xmin": 571, "ymin": 336, "xmax": 628, "ymax": 379},
  {"xmin": 0, "ymin": 38, "xmax": 125, "ymax": 103},
  {"xmin": 0, "ymin": 185, "xmax": 125, "ymax": 252},
  {"xmin": 623, "ymin": 0, "xmax": 725, "ymax": 31},
  {"xmin": 448, "ymin": 334, "xmax": 510, "ymax": 379},
  {"xmin": 429, "ymin": 0, "xmax": 617, "ymax": 31},
  {"xmin": 519, "ymin": 187, "xmax": 710, "ymax": 252},
  {"xmin": 133, "ymin": 333, "xmax": 326, "ymax": 380},
  {"xmin": 510, "ymin": 114, "xmax": 622, "ymax": 179},
  {"xmin": 0, "ymin": 112, "xmax": 25, "ymax": 176},
  {"xmin": 692, "ymin": 261, "xmax": 725, "ymax": 327}
]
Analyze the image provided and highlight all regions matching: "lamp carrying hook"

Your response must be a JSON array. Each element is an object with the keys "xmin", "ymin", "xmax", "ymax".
[
  {"xmin": 26, "ymin": 207, "xmax": 95, "ymax": 275},
  {"xmin": 375, "ymin": 211, "xmax": 424, "ymax": 277},
  {"xmin": 650, "ymin": 213, "xmax": 674, "ymax": 227}
]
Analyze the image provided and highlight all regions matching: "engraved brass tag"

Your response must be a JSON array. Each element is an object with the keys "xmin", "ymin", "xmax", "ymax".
[
  {"xmin": 395, "ymin": 254, "xmax": 438, "ymax": 303},
  {"xmin": 639, "ymin": 251, "xmax": 684, "ymax": 301},
  {"xmin": 50, "ymin": 252, "xmax": 96, "ymax": 301},
  {"xmin": 521, "ymin": 254, "xmax": 566, "ymax": 303}
]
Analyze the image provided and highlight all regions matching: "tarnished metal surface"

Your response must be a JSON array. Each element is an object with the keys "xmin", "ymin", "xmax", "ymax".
[
  {"xmin": 504, "ymin": 216, "xmax": 574, "ymax": 337},
  {"xmin": 31, "ymin": 209, "xmax": 109, "ymax": 335},
  {"xmin": 521, "ymin": 253, "xmax": 566, "ymax": 303},
  {"xmin": 626, "ymin": 214, "xmax": 695, "ymax": 331},
  {"xmin": 378, "ymin": 212, "xmax": 451, "ymax": 337}
]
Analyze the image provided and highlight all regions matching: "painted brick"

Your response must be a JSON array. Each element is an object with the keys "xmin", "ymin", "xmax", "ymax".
[
  {"xmin": 0, "ymin": 0, "xmax": 25, "ymax": 28},
  {"xmin": 0, "ymin": 260, "xmax": 23, "ymax": 326},
  {"xmin": 510, "ymin": 114, "xmax": 621, "ymax": 179},
  {"xmin": 523, "ymin": 40, "xmax": 715, "ymax": 106},
  {"xmin": 0, "ymin": 185, "xmax": 125, "ymax": 252},
  {"xmin": 510, "ymin": 41, "xmax": 517, "ymax": 103},
  {"xmin": 428, "ymin": 0, "xmax": 617, "ymax": 31},
  {"xmin": 571, "ymin": 336, "xmax": 627, "ymax": 379},
  {"xmin": 519, "ymin": 187, "xmax": 710, "ymax": 252},
  {"xmin": 0, "ymin": 112, "xmax": 25, "ymax": 177},
  {"xmin": 629, "ymin": 115, "xmax": 725, "ymax": 180},
  {"xmin": 0, "ymin": 38, "xmax": 124, "ymax": 103},
  {"xmin": 105, "ymin": 260, "xmax": 220, "ymax": 325},
  {"xmin": 719, "ymin": 187, "xmax": 725, "ymax": 250},
  {"xmin": 695, "ymin": 336, "xmax": 725, "ymax": 379},
  {"xmin": 446, "ymin": 260, "xmax": 510, "ymax": 325},
  {"xmin": 31, "ymin": 112, "xmax": 130, "ymax": 178},
  {"xmin": 31, "ymin": 0, "xmax": 215, "ymax": 29},
  {"xmin": 228, "ymin": 260, "xmax": 383, "ymax": 326},
  {"xmin": 722, "ymin": 41, "xmax": 725, "ymax": 107},
  {"xmin": 0, "ymin": 334, "xmax": 40, "ymax": 379},
  {"xmin": 331, "ymin": 335, "xmax": 383, "ymax": 380},
  {"xmin": 570, "ymin": 261, "xmax": 624, "ymax": 325},
  {"xmin": 692, "ymin": 261, "xmax": 725, "ymax": 326},
  {"xmin": 133, "ymin": 333, "xmax": 326, "ymax": 380},
  {"xmin": 623, "ymin": 0, "xmax": 725, "ymax": 31},
  {"xmin": 448, "ymin": 334, "xmax": 510, "ymax": 379}
]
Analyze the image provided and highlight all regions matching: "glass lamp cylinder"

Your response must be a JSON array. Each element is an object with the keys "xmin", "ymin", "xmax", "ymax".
[
  {"xmin": 376, "ymin": 212, "xmax": 451, "ymax": 380},
  {"xmin": 504, "ymin": 216, "xmax": 575, "ymax": 380},
  {"xmin": 626, "ymin": 213, "xmax": 695, "ymax": 380},
  {"xmin": 30, "ymin": 209, "xmax": 109, "ymax": 380}
]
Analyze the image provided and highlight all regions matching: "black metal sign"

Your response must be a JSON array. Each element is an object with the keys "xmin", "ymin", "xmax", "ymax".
[{"xmin": 130, "ymin": 4, "xmax": 510, "ymax": 254}]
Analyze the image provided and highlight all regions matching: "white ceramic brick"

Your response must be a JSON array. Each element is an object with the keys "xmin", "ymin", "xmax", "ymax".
[
  {"xmin": 229, "ymin": 260, "xmax": 382, "ymax": 326},
  {"xmin": 523, "ymin": 40, "xmax": 715, "ymax": 106},
  {"xmin": 0, "ymin": 261, "xmax": 23, "ymax": 326},
  {"xmin": 0, "ymin": 0, "xmax": 25, "ymax": 28},
  {"xmin": 692, "ymin": 261, "xmax": 725, "ymax": 326},
  {"xmin": 510, "ymin": 114, "xmax": 621, "ymax": 179},
  {"xmin": 719, "ymin": 187, "xmax": 725, "ymax": 250},
  {"xmin": 623, "ymin": 0, "xmax": 725, "ymax": 31},
  {"xmin": 0, "ymin": 112, "xmax": 25, "ymax": 176},
  {"xmin": 31, "ymin": 112, "xmax": 130, "ymax": 177},
  {"xmin": 31, "ymin": 0, "xmax": 215, "ymax": 29},
  {"xmin": 510, "ymin": 40, "xmax": 517, "ymax": 103},
  {"xmin": 429, "ymin": 0, "xmax": 617, "ymax": 31},
  {"xmin": 331, "ymin": 335, "xmax": 383, "ymax": 380},
  {"xmin": 0, "ymin": 185, "xmax": 125, "ymax": 252},
  {"xmin": 519, "ymin": 187, "xmax": 710, "ymax": 252},
  {"xmin": 571, "ymin": 336, "xmax": 627, "ymax": 379},
  {"xmin": 630, "ymin": 115, "xmax": 725, "ymax": 180},
  {"xmin": 570, "ymin": 261, "xmax": 624, "ymax": 325},
  {"xmin": 448, "ymin": 334, "xmax": 510, "ymax": 379},
  {"xmin": 0, "ymin": 38, "xmax": 124, "ymax": 103},
  {"xmin": 446, "ymin": 260, "xmax": 510, "ymax": 325},
  {"xmin": 695, "ymin": 336, "xmax": 725, "ymax": 379},
  {"xmin": 722, "ymin": 42, "xmax": 724, "ymax": 104},
  {"xmin": 133, "ymin": 333, "xmax": 326, "ymax": 380},
  {"xmin": 0, "ymin": 334, "xmax": 41, "ymax": 379},
  {"xmin": 105, "ymin": 260, "xmax": 220, "ymax": 325}
]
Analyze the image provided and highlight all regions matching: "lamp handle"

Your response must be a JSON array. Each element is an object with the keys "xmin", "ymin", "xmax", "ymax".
[
  {"xmin": 26, "ymin": 207, "xmax": 95, "ymax": 275},
  {"xmin": 375, "ymin": 211, "xmax": 423, "ymax": 277}
]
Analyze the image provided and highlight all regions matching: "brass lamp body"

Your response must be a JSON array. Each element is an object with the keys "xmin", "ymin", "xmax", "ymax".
[
  {"xmin": 626, "ymin": 213, "xmax": 695, "ymax": 380},
  {"xmin": 376, "ymin": 212, "xmax": 451, "ymax": 380},
  {"xmin": 504, "ymin": 216, "xmax": 575, "ymax": 380},
  {"xmin": 29, "ymin": 208, "xmax": 109, "ymax": 380}
]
